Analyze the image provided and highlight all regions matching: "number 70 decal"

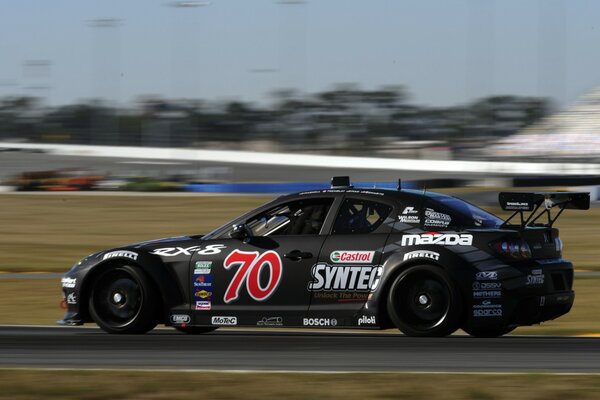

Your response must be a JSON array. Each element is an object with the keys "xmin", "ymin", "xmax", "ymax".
[{"xmin": 224, "ymin": 250, "xmax": 283, "ymax": 303}]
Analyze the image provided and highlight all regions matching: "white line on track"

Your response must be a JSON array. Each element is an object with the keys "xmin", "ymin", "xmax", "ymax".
[
  {"xmin": 2, "ymin": 367, "xmax": 600, "ymax": 376},
  {"xmin": 2, "ymin": 324, "xmax": 599, "ymax": 338}
]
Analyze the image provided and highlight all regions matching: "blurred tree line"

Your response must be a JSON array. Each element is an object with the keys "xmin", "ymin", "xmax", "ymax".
[{"xmin": 0, "ymin": 84, "xmax": 550, "ymax": 156}]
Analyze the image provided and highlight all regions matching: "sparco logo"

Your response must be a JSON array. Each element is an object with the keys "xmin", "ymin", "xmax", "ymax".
[
  {"xmin": 170, "ymin": 314, "xmax": 191, "ymax": 324},
  {"xmin": 303, "ymin": 318, "xmax": 337, "ymax": 327},
  {"xmin": 308, "ymin": 264, "xmax": 383, "ymax": 291},
  {"xmin": 330, "ymin": 251, "xmax": 375, "ymax": 264},
  {"xmin": 211, "ymin": 316, "xmax": 237, "ymax": 325},
  {"xmin": 401, "ymin": 233, "xmax": 473, "ymax": 246}
]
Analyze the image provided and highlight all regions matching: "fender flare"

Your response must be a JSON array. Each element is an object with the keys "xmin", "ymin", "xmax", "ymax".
[
  {"xmin": 368, "ymin": 248, "xmax": 470, "ymax": 328},
  {"xmin": 78, "ymin": 253, "xmax": 184, "ymax": 323}
]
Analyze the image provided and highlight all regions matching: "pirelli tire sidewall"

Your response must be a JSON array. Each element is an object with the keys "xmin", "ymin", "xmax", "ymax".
[{"xmin": 386, "ymin": 264, "xmax": 463, "ymax": 337}]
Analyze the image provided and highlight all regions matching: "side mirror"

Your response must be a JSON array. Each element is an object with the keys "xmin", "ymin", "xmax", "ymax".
[{"xmin": 229, "ymin": 223, "xmax": 252, "ymax": 240}]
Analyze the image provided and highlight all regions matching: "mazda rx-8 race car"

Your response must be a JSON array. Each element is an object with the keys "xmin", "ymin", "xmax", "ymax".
[{"xmin": 59, "ymin": 177, "xmax": 589, "ymax": 337}]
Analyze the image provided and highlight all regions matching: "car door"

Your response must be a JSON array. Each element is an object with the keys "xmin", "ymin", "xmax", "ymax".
[
  {"xmin": 189, "ymin": 196, "xmax": 339, "ymax": 328},
  {"xmin": 307, "ymin": 195, "xmax": 396, "ymax": 327}
]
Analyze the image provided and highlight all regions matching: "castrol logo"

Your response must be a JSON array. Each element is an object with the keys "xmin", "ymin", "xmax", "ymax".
[{"xmin": 330, "ymin": 251, "xmax": 375, "ymax": 264}]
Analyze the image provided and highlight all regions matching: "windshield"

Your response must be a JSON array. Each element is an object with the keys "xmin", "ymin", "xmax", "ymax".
[{"xmin": 432, "ymin": 196, "xmax": 503, "ymax": 229}]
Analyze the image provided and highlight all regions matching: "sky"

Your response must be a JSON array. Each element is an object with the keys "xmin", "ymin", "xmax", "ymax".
[{"xmin": 1, "ymin": 0, "xmax": 600, "ymax": 109}]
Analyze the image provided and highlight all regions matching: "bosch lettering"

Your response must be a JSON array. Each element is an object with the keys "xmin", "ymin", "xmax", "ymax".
[{"xmin": 303, "ymin": 318, "xmax": 337, "ymax": 327}]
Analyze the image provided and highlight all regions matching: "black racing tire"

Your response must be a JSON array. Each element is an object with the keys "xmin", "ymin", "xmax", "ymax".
[
  {"xmin": 462, "ymin": 325, "xmax": 516, "ymax": 338},
  {"xmin": 387, "ymin": 265, "xmax": 462, "ymax": 337},
  {"xmin": 88, "ymin": 264, "xmax": 158, "ymax": 334},
  {"xmin": 174, "ymin": 326, "xmax": 217, "ymax": 334}
]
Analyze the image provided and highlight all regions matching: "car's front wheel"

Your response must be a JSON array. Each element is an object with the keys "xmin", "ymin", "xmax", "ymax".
[
  {"xmin": 387, "ymin": 265, "xmax": 462, "ymax": 337},
  {"xmin": 88, "ymin": 265, "xmax": 158, "ymax": 334}
]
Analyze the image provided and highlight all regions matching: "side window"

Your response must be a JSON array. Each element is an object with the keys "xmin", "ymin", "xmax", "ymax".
[
  {"xmin": 332, "ymin": 198, "xmax": 393, "ymax": 234},
  {"xmin": 422, "ymin": 200, "xmax": 455, "ymax": 230},
  {"xmin": 245, "ymin": 198, "xmax": 334, "ymax": 236}
]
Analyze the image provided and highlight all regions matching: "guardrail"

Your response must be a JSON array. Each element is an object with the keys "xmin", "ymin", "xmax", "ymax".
[{"xmin": 4, "ymin": 142, "xmax": 600, "ymax": 176}]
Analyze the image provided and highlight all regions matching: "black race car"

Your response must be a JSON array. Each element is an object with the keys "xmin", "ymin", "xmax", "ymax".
[{"xmin": 59, "ymin": 177, "xmax": 589, "ymax": 337}]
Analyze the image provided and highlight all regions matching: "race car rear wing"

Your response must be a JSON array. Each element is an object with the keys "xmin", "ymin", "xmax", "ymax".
[{"xmin": 498, "ymin": 191, "xmax": 590, "ymax": 228}]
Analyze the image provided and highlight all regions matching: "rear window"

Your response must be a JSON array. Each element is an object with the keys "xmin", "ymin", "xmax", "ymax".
[{"xmin": 429, "ymin": 196, "xmax": 503, "ymax": 229}]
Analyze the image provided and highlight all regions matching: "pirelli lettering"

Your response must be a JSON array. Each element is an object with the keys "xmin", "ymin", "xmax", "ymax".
[{"xmin": 308, "ymin": 264, "xmax": 383, "ymax": 292}]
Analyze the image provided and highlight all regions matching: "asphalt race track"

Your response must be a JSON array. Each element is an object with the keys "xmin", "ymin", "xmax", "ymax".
[{"xmin": 1, "ymin": 326, "xmax": 599, "ymax": 373}]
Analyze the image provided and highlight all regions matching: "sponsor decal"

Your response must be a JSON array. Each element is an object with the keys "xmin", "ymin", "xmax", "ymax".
[
  {"xmin": 194, "ymin": 261, "xmax": 212, "ymax": 274},
  {"xmin": 472, "ymin": 290, "xmax": 502, "ymax": 298},
  {"xmin": 505, "ymin": 201, "xmax": 530, "ymax": 210},
  {"xmin": 472, "ymin": 281, "xmax": 502, "ymax": 290},
  {"xmin": 223, "ymin": 250, "xmax": 283, "ymax": 303},
  {"xmin": 526, "ymin": 269, "xmax": 545, "ymax": 286},
  {"xmin": 195, "ymin": 301, "xmax": 211, "ymax": 310},
  {"xmin": 424, "ymin": 208, "xmax": 451, "ymax": 228},
  {"xmin": 257, "ymin": 316, "xmax": 283, "ymax": 327},
  {"xmin": 330, "ymin": 251, "xmax": 375, "ymax": 264},
  {"xmin": 473, "ymin": 300, "xmax": 503, "ymax": 317},
  {"xmin": 151, "ymin": 244, "xmax": 226, "ymax": 257},
  {"xmin": 398, "ymin": 215, "xmax": 420, "ymax": 224},
  {"xmin": 402, "ymin": 206, "xmax": 419, "ymax": 215},
  {"xmin": 358, "ymin": 315, "xmax": 376, "ymax": 326},
  {"xmin": 312, "ymin": 292, "xmax": 371, "ymax": 302},
  {"xmin": 194, "ymin": 289, "xmax": 212, "ymax": 299},
  {"xmin": 103, "ymin": 250, "xmax": 138, "ymax": 261},
  {"xmin": 212, "ymin": 316, "xmax": 237, "ymax": 326},
  {"xmin": 472, "ymin": 280, "xmax": 502, "ymax": 298},
  {"xmin": 308, "ymin": 264, "xmax": 383, "ymax": 292},
  {"xmin": 193, "ymin": 274, "xmax": 213, "ymax": 288},
  {"xmin": 401, "ymin": 233, "xmax": 473, "ymax": 246},
  {"xmin": 170, "ymin": 314, "xmax": 191, "ymax": 324},
  {"xmin": 473, "ymin": 309, "xmax": 503, "ymax": 317},
  {"xmin": 475, "ymin": 271, "xmax": 498, "ymax": 281},
  {"xmin": 403, "ymin": 250, "xmax": 440, "ymax": 262},
  {"xmin": 61, "ymin": 277, "xmax": 77, "ymax": 288},
  {"xmin": 66, "ymin": 292, "xmax": 77, "ymax": 305},
  {"xmin": 303, "ymin": 318, "xmax": 337, "ymax": 327}
]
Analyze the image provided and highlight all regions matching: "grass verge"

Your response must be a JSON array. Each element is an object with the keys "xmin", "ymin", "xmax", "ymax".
[
  {"xmin": 1, "ymin": 276, "xmax": 599, "ymax": 336},
  {"xmin": 0, "ymin": 194, "xmax": 271, "ymax": 272},
  {"xmin": 1, "ymin": 369, "xmax": 600, "ymax": 400}
]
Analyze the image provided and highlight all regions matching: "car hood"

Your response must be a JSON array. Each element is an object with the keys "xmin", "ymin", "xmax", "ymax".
[{"xmin": 126, "ymin": 235, "xmax": 205, "ymax": 249}]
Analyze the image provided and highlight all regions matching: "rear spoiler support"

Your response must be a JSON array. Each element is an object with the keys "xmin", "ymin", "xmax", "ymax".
[{"xmin": 499, "ymin": 191, "xmax": 589, "ymax": 228}]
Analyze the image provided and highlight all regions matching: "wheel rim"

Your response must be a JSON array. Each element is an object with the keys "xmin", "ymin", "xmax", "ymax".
[
  {"xmin": 93, "ymin": 269, "xmax": 143, "ymax": 328},
  {"xmin": 394, "ymin": 271, "xmax": 451, "ymax": 331}
]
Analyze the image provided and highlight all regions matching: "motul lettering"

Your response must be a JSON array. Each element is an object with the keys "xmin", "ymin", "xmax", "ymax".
[
  {"xmin": 401, "ymin": 233, "xmax": 473, "ymax": 246},
  {"xmin": 308, "ymin": 264, "xmax": 382, "ymax": 291}
]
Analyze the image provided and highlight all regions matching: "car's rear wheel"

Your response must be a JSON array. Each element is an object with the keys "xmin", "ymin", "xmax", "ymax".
[
  {"xmin": 387, "ymin": 265, "xmax": 462, "ymax": 337},
  {"xmin": 174, "ymin": 326, "xmax": 217, "ymax": 334},
  {"xmin": 89, "ymin": 265, "xmax": 158, "ymax": 334},
  {"xmin": 462, "ymin": 325, "xmax": 516, "ymax": 338}
]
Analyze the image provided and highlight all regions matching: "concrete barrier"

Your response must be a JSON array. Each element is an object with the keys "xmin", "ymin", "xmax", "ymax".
[{"xmin": 3, "ymin": 142, "xmax": 600, "ymax": 176}]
